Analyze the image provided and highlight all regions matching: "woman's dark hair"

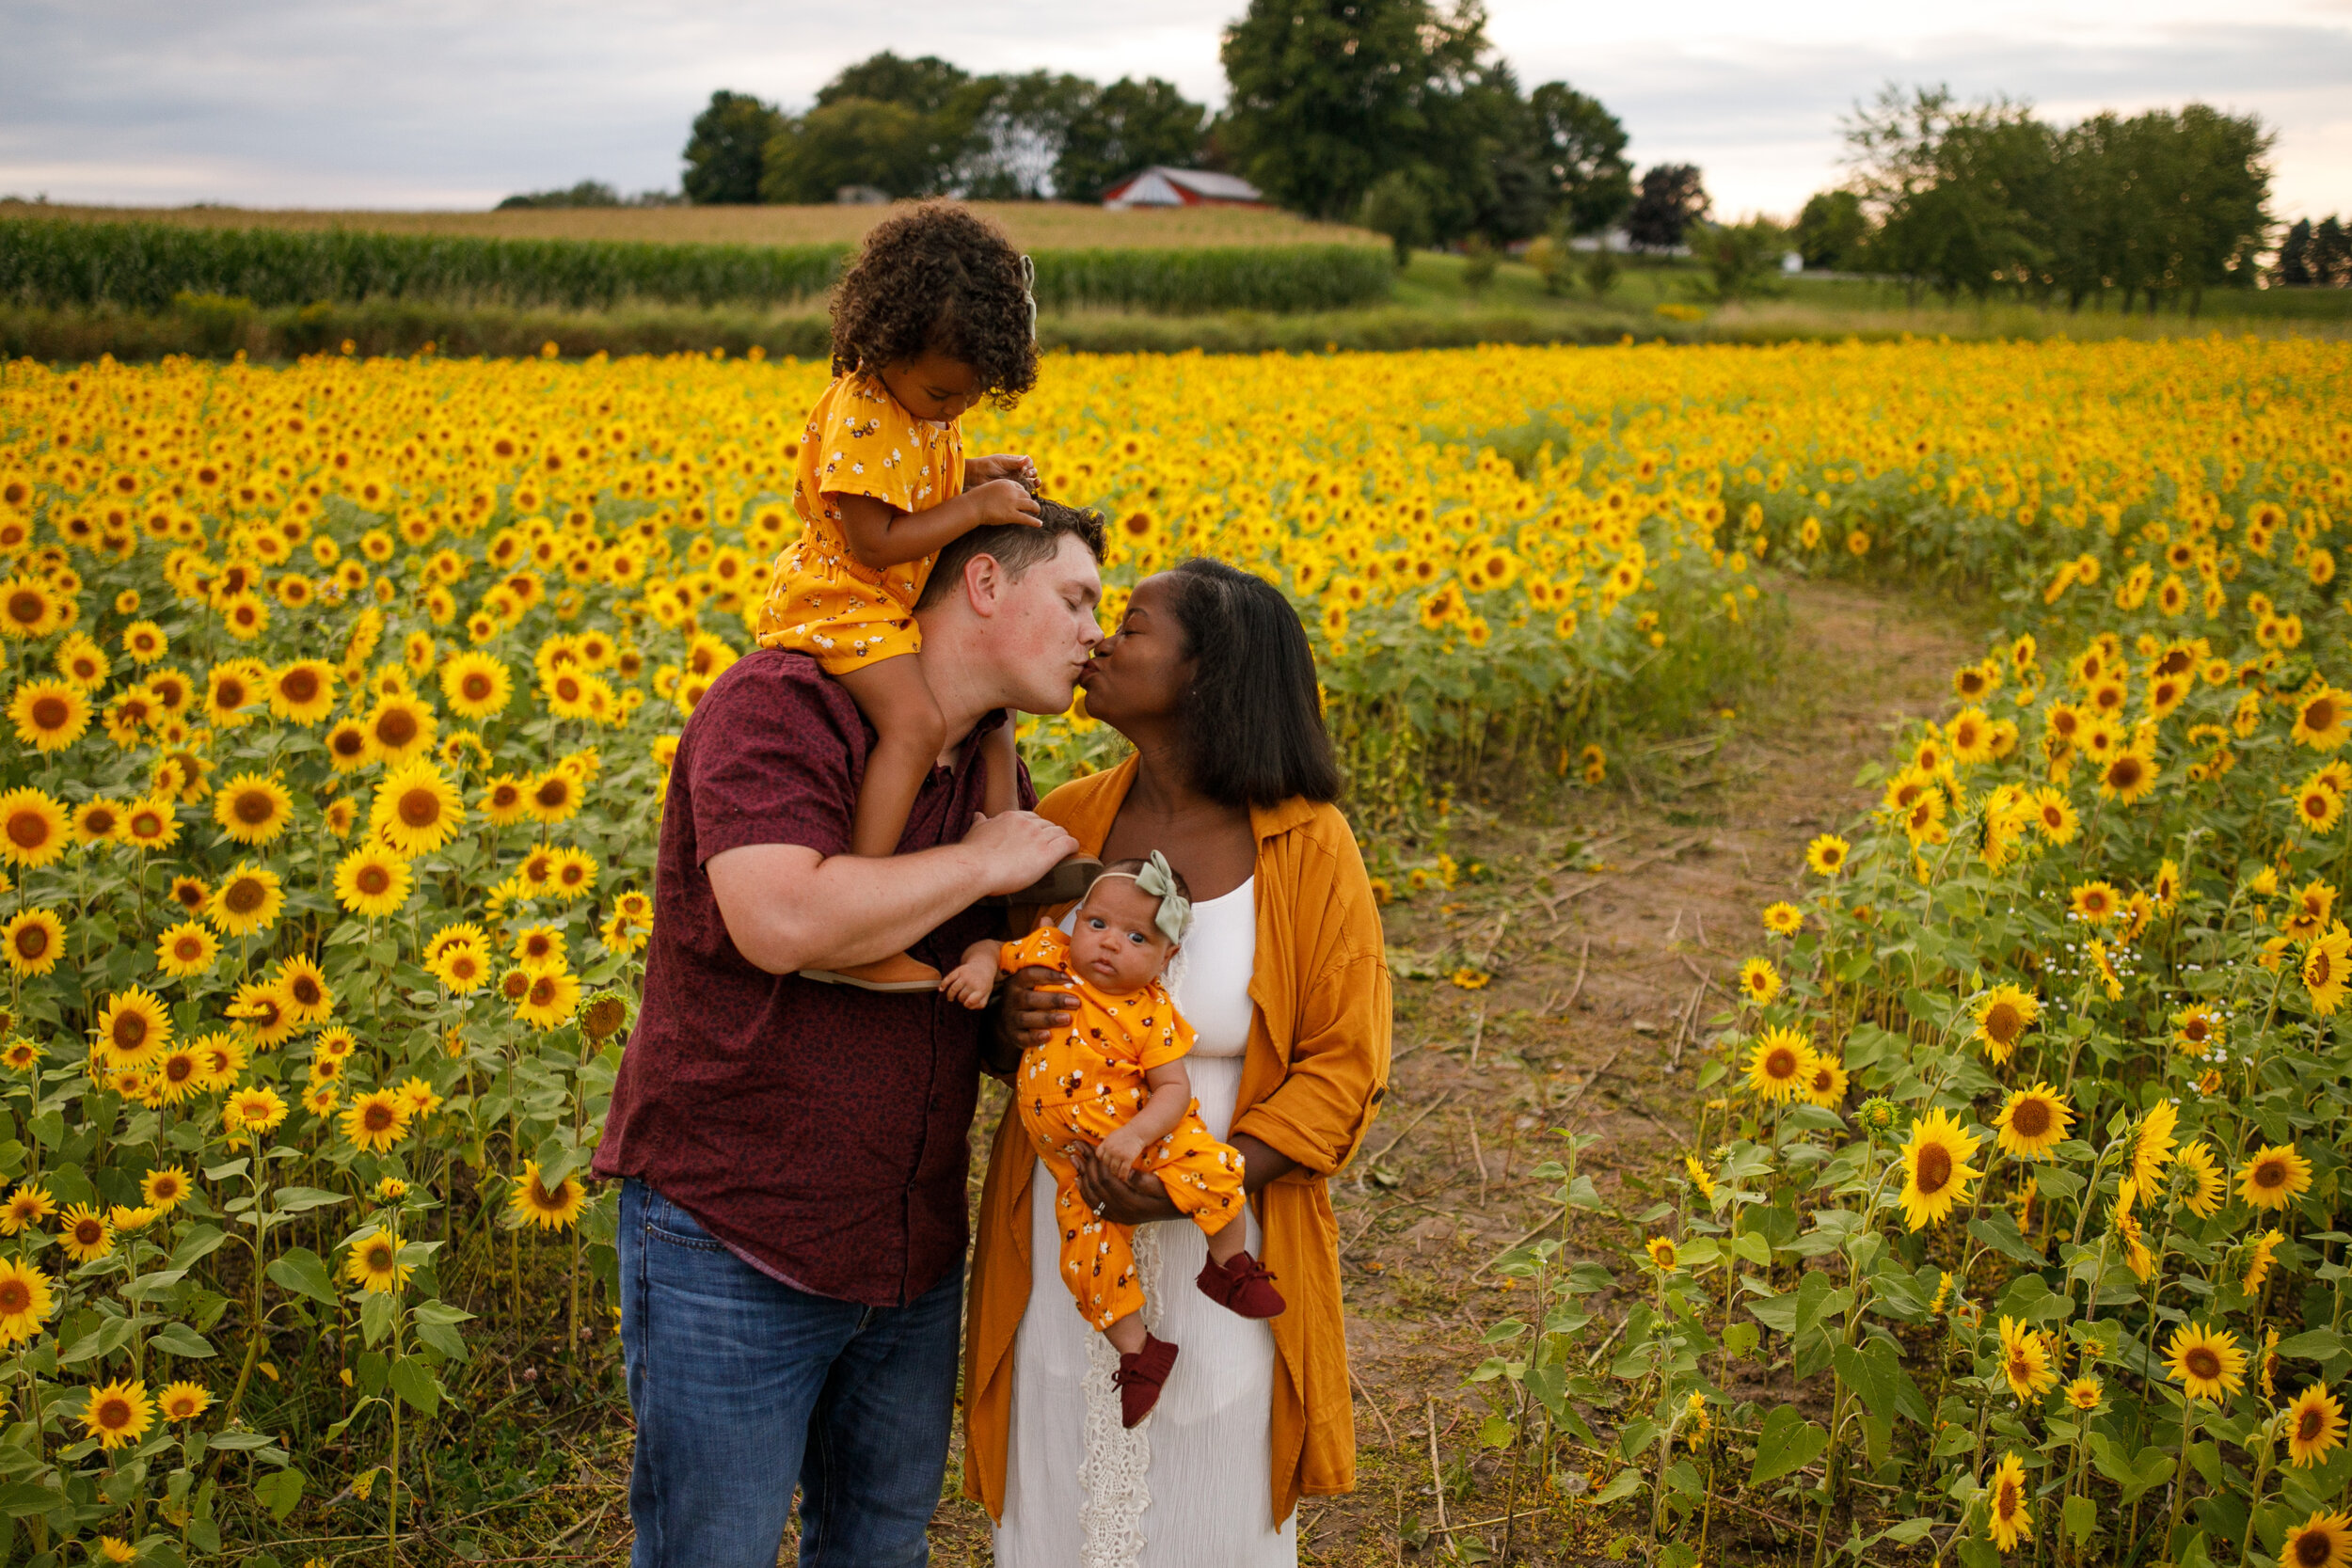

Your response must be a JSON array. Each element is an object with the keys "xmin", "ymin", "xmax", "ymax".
[
  {"xmin": 829, "ymin": 201, "xmax": 1039, "ymax": 405},
  {"xmin": 1164, "ymin": 558, "xmax": 1343, "ymax": 808}
]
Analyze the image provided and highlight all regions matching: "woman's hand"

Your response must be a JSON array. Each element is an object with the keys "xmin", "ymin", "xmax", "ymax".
[
  {"xmin": 1071, "ymin": 1146, "xmax": 1182, "ymax": 1225},
  {"xmin": 999, "ymin": 965, "xmax": 1077, "ymax": 1052}
]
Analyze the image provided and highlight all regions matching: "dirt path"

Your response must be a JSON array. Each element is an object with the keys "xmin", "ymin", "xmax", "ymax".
[{"xmin": 1285, "ymin": 577, "xmax": 1981, "ymax": 1566}]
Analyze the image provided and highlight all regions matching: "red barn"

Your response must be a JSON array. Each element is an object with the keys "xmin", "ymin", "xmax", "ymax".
[{"xmin": 1100, "ymin": 166, "xmax": 1267, "ymax": 210}]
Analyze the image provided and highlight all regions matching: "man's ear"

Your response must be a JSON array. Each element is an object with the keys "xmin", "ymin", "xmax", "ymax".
[{"xmin": 961, "ymin": 550, "xmax": 1006, "ymax": 617}]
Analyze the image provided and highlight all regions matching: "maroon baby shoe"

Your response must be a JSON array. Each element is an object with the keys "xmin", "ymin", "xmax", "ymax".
[
  {"xmin": 1114, "ymin": 1334, "xmax": 1180, "ymax": 1428},
  {"xmin": 1197, "ymin": 1249, "xmax": 1288, "ymax": 1319}
]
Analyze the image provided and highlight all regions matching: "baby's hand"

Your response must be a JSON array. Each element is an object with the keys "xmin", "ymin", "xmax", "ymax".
[
  {"xmin": 971, "ymin": 452, "xmax": 1039, "ymax": 492},
  {"xmin": 970, "ymin": 477, "xmax": 1043, "ymax": 528},
  {"xmin": 1094, "ymin": 1125, "xmax": 1147, "ymax": 1180},
  {"xmin": 939, "ymin": 956, "xmax": 998, "ymax": 1009}
]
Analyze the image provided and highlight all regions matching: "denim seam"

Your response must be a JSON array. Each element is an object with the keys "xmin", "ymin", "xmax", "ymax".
[{"xmin": 643, "ymin": 1222, "xmax": 723, "ymax": 1253}]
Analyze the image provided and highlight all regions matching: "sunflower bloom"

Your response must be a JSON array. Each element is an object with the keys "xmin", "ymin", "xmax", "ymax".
[
  {"xmin": 211, "ymin": 772, "xmax": 294, "ymax": 846},
  {"xmin": 2287, "ymin": 1385, "xmax": 2347, "ymax": 1468},
  {"xmin": 341, "ymin": 1090, "xmax": 412, "ymax": 1154},
  {"xmin": 1985, "ymin": 1451, "xmax": 2031, "ymax": 1551},
  {"xmin": 1898, "ymin": 1108, "xmax": 1981, "ymax": 1231},
  {"xmin": 79, "ymin": 1379, "xmax": 153, "ymax": 1450},
  {"xmin": 2130, "ymin": 1100, "xmax": 2178, "ymax": 1192},
  {"xmin": 94, "ymin": 986, "xmax": 170, "ymax": 1068},
  {"xmin": 509, "ymin": 1160, "xmax": 588, "ymax": 1230},
  {"xmin": 1994, "ymin": 1084, "xmax": 2072, "ymax": 1159},
  {"xmin": 1804, "ymin": 834, "xmax": 1849, "ymax": 876},
  {"xmin": 2175, "ymin": 1140, "xmax": 2227, "ymax": 1218},
  {"xmin": 210, "ymin": 863, "xmax": 285, "ymax": 937},
  {"xmin": 3, "ymin": 908, "xmax": 65, "ymax": 976},
  {"xmin": 2282, "ymin": 1513, "xmax": 2352, "ymax": 1568},
  {"xmin": 346, "ymin": 1229, "xmax": 411, "ymax": 1294},
  {"xmin": 1998, "ymin": 1316, "xmax": 2057, "ymax": 1402},
  {"xmin": 58, "ymin": 1203, "xmax": 113, "ymax": 1263},
  {"xmin": 1972, "ymin": 984, "xmax": 2039, "ymax": 1064},
  {"xmin": 1737, "ymin": 957, "xmax": 1780, "ymax": 1006},
  {"xmin": 0, "ymin": 788, "xmax": 69, "ymax": 869},
  {"xmin": 371, "ymin": 759, "xmax": 465, "ymax": 857},
  {"xmin": 157, "ymin": 1380, "xmax": 212, "ymax": 1422},
  {"xmin": 2306, "ymin": 926, "xmax": 2352, "ymax": 1014},
  {"xmin": 0, "ymin": 1257, "xmax": 56, "ymax": 1345},
  {"xmin": 2165, "ymin": 1322, "xmax": 2247, "ymax": 1402},
  {"xmin": 2240, "ymin": 1143, "xmax": 2314, "ymax": 1211},
  {"xmin": 1743, "ymin": 1026, "xmax": 1814, "ymax": 1103}
]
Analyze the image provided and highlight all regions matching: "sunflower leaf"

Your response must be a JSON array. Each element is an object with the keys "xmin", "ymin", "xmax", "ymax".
[{"xmin": 263, "ymin": 1248, "xmax": 336, "ymax": 1307}]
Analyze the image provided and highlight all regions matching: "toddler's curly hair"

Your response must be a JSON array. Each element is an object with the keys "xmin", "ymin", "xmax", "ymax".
[{"xmin": 829, "ymin": 201, "xmax": 1039, "ymax": 406}]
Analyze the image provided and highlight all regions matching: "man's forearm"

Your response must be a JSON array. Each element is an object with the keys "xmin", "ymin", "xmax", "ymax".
[{"xmin": 729, "ymin": 841, "xmax": 990, "ymax": 974}]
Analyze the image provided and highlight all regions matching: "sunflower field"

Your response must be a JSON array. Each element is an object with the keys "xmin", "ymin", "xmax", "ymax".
[{"xmin": 0, "ymin": 333, "xmax": 2343, "ymax": 1563}]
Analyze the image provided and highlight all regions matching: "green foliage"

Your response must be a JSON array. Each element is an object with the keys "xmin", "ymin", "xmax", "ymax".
[
  {"xmin": 680, "ymin": 90, "xmax": 786, "ymax": 206},
  {"xmin": 1527, "ymin": 83, "xmax": 1634, "ymax": 237},
  {"xmin": 1625, "ymin": 165, "xmax": 1710, "ymax": 252},
  {"xmin": 1793, "ymin": 190, "xmax": 1867, "ymax": 271},
  {"xmin": 0, "ymin": 217, "xmax": 845, "ymax": 311},
  {"xmin": 1053, "ymin": 77, "xmax": 1211, "ymax": 206},
  {"xmin": 759, "ymin": 98, "xmax": 937, "ymax": 203},
  {"xmin": 1581, "ymin": 244, "xmax": 1622, "ymax": 300},
  {"xmin": 1357, "ymin": 171, "xmax": 1434, "ymax": 267},
  {"xmin": 1690, "ymin": 219, "xmax": 1788, "ymax": 303},
  {"xmin": 1025, "ymin": 244, "xmax": 1393, "ymax": 314},
  {"xmin": 1459, "ymin": 236, "xmax": 1499, "ymax": 296}
]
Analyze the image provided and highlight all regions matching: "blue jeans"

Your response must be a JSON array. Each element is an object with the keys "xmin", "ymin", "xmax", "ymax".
[{"xmin": 617, "ymin": 1179, "xmax": 961, "ymax": 1568}]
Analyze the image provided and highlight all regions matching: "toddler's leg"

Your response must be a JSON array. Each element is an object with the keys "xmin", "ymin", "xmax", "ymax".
[
  {"xmin": 834, "ymin": 655, "xmax": 948, "ymax": 860},
  {"xmin": 1143, "ymin": 1112, "xmax": 1287, "ymax": 1321},
  {"xmin": 980, "ymin": 720, "xmax": 1018, "ymax": 818},
  {"xmin": 976, "ymin": 719, "xmax": 1104, "ymax": 906}
]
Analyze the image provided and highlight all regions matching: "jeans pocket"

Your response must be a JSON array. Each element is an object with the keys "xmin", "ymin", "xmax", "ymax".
[{"xmin": 644, "ymin": 1190, "xmax": 723, "ymax": 1252}]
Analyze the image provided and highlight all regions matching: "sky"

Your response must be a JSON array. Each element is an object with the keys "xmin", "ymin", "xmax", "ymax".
[{"xmin": 4, "ymin": 0, "xmax": 2347, "ymax": 223}]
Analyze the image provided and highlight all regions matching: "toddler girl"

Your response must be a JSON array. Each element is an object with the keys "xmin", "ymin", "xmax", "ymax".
[
  {"xmin": 755, "ymin": 201, "xmax": 1077, "ymax": 992},
  {"xmin": 944, "ymin": 853, "xmax": 1286, "ymax": 1427}
]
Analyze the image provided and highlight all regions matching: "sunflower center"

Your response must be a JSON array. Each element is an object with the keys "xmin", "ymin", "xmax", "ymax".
[
  {"xmin": 534, "ymin": 780, "xmax": 568, "ymax": 808},
  {"xmin": 1765, "ymin": 1047, "xmax": 1798, "ymax": 1080},
  {"xmin": 216, "ymin": 679, "xmax": 247, "ymax": 708},
  {"xmin": 15, "ymin": 927, "xmax": 48, "ymax": 959},
  {"xmin": 2185, "ymin": 1346, "xmax": 2220, "ymax": 1379},
  {"xmin": 74, "ymin": 1221, "xmax": 103, "ymax": 1245},
  {"xmin": 225, "ymin": 879, "xmax": 264, "ymax": 914},
  {"xmin": 2300, "ymin": 1408, "xmax": 2326, "ymax": 1442},
  {"xmin": 399, "ymin": 789, "xmax": 440, "ymax": 828},
  {"xmin": 281, "ymin": 670, "xmax": 319, "ymax": 703},
  {"xmin": 2296, "ymin": 1531, "xmax": 2336, "ymax": 1568},
  {"xmin": 358, "ymin": 864, "xmax": 390, "ymax": 895},
  {"xmin": 234, "ymin": 791, "xmax": 274, "ymax": 825},
  {"xmin": 332, "ymin": 730, "xmax": 365, "ymax": 757},
  {"xmin": 2010, "ymin": 1099, "xmax": 2051, "ymax": 1138},
  {"xmin": 2312, "ymin": 698, "xmax": 2339, "ymax": 732},
  {"xmin": 2254, "ymin": 1159, "xmax": 2287, "ymax": 1191},
  {"xmin": 96, "ymin": 1397, "xmax": 130, "ymax": 1428},
  {"xmin": 376, "ymin": 709, "xmax": 419, "ymax": 747},
  {"xmin": 0, "ymin": 1280, "xmax": 26, "ymax": 1313},
  {"xmin": 363, "ymin": 1104, "xmax": 394, "ymax": 1132},
  {"xmin": 1985, "ymin": 1004, "xmax": 2023, "ymax": 1046},
  {"xmin": 7, "ymin": 811, "xmax": 49, "ymax": 849},
  {"xmin": 291, "ymin": 976, "xmax": 322, "ymax": 1006},
  {"xmin": 114, "ymin": 1015, "xmax": 147, "ymax": 1049},
  {"xmin": 1915, "ymin": 1144, "xmax": 1953, "ymax": 1195},
  {"xmin": 2184, "ymin": 1017, "xmax": 2210, "ymax": 1042},
  {"xmin": 462, "ymin": 673, "xmax": 491, "ymax": 700},
  {"xmin": 8, "ymin": 593, "xmax": 43, "ymax": 625},
  {"xmin": 29, "ymin": 695, "xmax": 68, "ymax": 730},
  {"xmin": 166, "ymin": 1057, "xmax": 192, "ymax": 1083}
]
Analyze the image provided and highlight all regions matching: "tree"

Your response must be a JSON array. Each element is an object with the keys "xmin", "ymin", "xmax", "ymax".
[
  {"xmin": 1355, "ymin": 168, "xmax": 1433, "ymax": 265},
  {"xmin": 759, "ymin": 99, "xmax": 936, "ymax": 203},
  {"xmin": 499, "ymin": 181, "xmax": 623, "ymax": 210},
  {"xmin": 682, "ymin": 90, "xmax": 785, "ymax": 205},
  {"xmin": 1217, "ymin": 0, "xmax": 1489, "ymax": 223},
  {"xmin": 1692, "ymin": 219, "xmax": 1787, "ymax": 301},
  {"xmin": 1056, "ymin": 78, "xmax": 1209, "ymax": 205},
  {"xmin": 2278, "ymin": 218, "xmax": 2315, "ymax": 286},
  {"xmin": 2316, "ymin": 217, "xmax": 2352, "ymax": 287},
  {"xmin": 817, "ymin": 53, "xmax": 971, "ymax": 119},
  {"xmin": 949, "ymin": 71, "xmax": 1095, "ymax": 199},
  {"xmin": 1624, "ymin": 165, "xmax": 1708, "ymax": 251},
  {"xmin": 1793, "ymin": 190, "xmax": 1867, "ymax": 270},
  {"xmin": 1526, "ymin": 82, "xmax": 1632, "ymax": 235}
]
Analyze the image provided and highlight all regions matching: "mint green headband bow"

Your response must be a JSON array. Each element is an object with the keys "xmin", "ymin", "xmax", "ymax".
[{"xmin": 1096, "ymin": 850, "xmax": 1191, "ymax": 945}]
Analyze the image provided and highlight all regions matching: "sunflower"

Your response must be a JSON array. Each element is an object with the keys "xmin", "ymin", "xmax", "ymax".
[
  {"xmin": 2288, "ymin": 1384, "xmax": 2347, "ymax": 1467},
  {"xmin": 1643, "ymin": 1235, "xmax": 1678, "ymax": 1272},
  {"xmin": 1743, "ymin": 1026, "xmax": 1814, "ymax": 1103},
  {"xmin": 2067, "ymin": 880, "xmax": 2120, "ymax": 924},
  {"xmin": 0, "ymin": 1256, "xmax": 55, "ymax": 1345},
  {"xmin": 341, "ymin": 1090, "xmax": 412, "ymax": 1154},
  {"xmin": 1985, "ymin": 1451, "xmax": 2031, "ymax": 1551},
  {"xmin": 157, "ymin": 1380, "xmax": 212, "ymax": 1422},
  {"xmin": 148, "ymin": 1045, "xmax": 203, "ymax": 1103},
  {"xmin": 371, "ymin": 759, "xmax": 465, "ymax": 857},
  {"xmin": 332, "ymin": 843, "xmax": 413, "ymax": 918},
  {"xmin": 2295, "ymin": 687, "xmax": 2352, "ymax": 750},
  {"xmin": 515, "ymin": 964, "xmax": 581, "ymax": 1032},
  {"xmin": 2030, "ymin": 787, "xmax": 2077, "ymax": 844},
  {"xmin": 480, "ymin": 773, "xmax": 532, "ymax": 826},
  {"xmin": 2297, "ymin": 783, "xmax": 2345, "ymax": 834},
  {"xmin": 0, "ymin": 578, "xmax": 58, "ymax": 640},
  {"xmin": 2282, "ymin": 1513, "xmax": 2352, "ymax": 1568},
  {"xmin": 441, "ymin": 650, "xmax": 514, "ymax": 720},
  {"xmin": 192, "ymin": 1033, "xmax": 247, "ymax": 1092},
  {"xmin": 94, "ymin": 986, "xmax": 170, "ymax": 1068},
  {"xmin": 2170, "ymin": 1003, "xmax": 2224, "ymax": 1055},
  {"xmin": 2061, "ymin": 1375, "xmax": 2103, "ymax": 1412},
  {"xmin": 324, "ymin": 719, "xmax": 373, "ymax": 773},
  {"xmin": 1998, "ymin": 1316, "xmax": 2057, "ymax": 1402},
  {"xmin": 0, "ymin": 1183, "xmax": 55, "ymax": 1236},
  {"xmin": 2240, "ymin": 1143, "xmax": 2314, "ymax": 1211},
  {"xmin": 2176, "ymin": 1141, "xmax": 2227, "ymax": 1218},
  {"xmin": 58, "ymin": 1202, "xmax": 114, "ymax": 1262},
  {"xmin": 0, "ymin": 788, "xmax": 68, "ymax": 868},
  {"xmin": 71, "ymin": 799, "xmax": 123, "ymax": 845},
  {"xmin": 1760, "ymin": 901, "xmax": 1803, "ymax": 936},
  {"xmin": 203, "ymin": 661, "xmax": 262, "ymax": 728},
  {"xmin": 0, "ymin": 1038, "xmax": 38, "ymax": 1072},
  {"xmin": 365, "ymin": 695, "xmax": 437, "ymax": 766},
  {"xmin": 272, "ymin": 956, "xmax": 335, "ymax": 1025},
  {"xmin": 8, "ymin": 677, "xmax": 89, "ymax": 752},
  {"xmin": 512, "ymin": 925, "xmax": 566, "ymax": 966},
  {"xmin": 393, "ymin": 1075, "xmax": 443, "ymax": 1117},
  {"xmin": 550, "ymin": 846, "xmax": 598, "ymax": 899},
  {"xmin": 266, "ymin": 658, "xmax": 337, "ymax": 724},
  {"xmin": 212, "ymin": 771, "xmax": 294, "ymax": 846},
  {"xmin": 1897, "ymin": 1107, "xmax": 1980, "ymax": 1231},
  {"xmin": 1994, "ymin": 1084, "xmax": 2073, "ymax": 1159},
  {"xmin": 3, "ymin": 908, "xmax": 65, "ymax": 976},
  {"xmin": 2097, "ymin": 746, "xmax": 2159, "ymax": 804},
  {"xmin": 79, "ymin": 1378, "xmax": 152, "ymax": 1450},
  {"xmin": 2245, "ymin": 1229, "xmax": 2283, "ymax": 1293},
  {"xmin": 2124, "ymin": 1100, "xmax": 2176, "ymax": 1194},
  {"xmin": 2165, "ymin": 1322, "xmax": 2247, "ymax": 1402},
  {"xmin": 493, "ymin": 1158, "xmax": 590, "ymax": 1234},
  {"xmin": 1972, "ymin": 984, "xmax": 2039, "ymax": 1064},
  {"xmin": 426, "ymin": 940, "xmax": 491, "ymax": 994},
  {"xmin": 154, "ymin": 920, "xmax": 219, "ymax": 978},
  {"xmin": 223, "ymin": 1085, "xmax": 288, "ymax": 1135},
  {"xmin": 210, "ymin": 863, "xmax": 285, "ymax": 937},
  {"xmin": 141, "ymin": 1166, "xmax": 190, "ymax": 1211},
  {"xmin": 1801, "ymin": 1053, "xmax": 1849, "ymax": 1108},
  {"xmin": 120, "ymin": 796, "xmax": 180, "ymax": 851},
  {"xmin": 1737, "ymin": 957, "xmax": 1780, "ymax": 1006},
  {"xmin": 345, "ymin": 1228, "xmax": 411, "ymax": 1294},
  {"xmin": 2306, "ymin": 926, "xmax": 2352, "ymax": 1014},
  {"xmin": 226, "ymin": 980, "xmax": 297, "ymax": 1049},
  {"xmin": 527, "ymin": 768, "xmax": 582, "ymax": 825}
]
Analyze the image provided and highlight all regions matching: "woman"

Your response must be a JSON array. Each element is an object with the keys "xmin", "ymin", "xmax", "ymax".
[{"xmin": 964, "ymin": 558, "xmax": 1392, "ymax": 1566}]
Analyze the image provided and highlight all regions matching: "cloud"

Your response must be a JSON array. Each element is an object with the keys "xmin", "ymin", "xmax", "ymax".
[{"xmin": 3, "ymin": 0, "xmax": 2345, "ymax": 218}]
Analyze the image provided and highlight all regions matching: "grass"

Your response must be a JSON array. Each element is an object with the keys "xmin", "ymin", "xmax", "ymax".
[{"xmin": 0, "ymin": 197, "xmax": 1383, "ymax": 250}]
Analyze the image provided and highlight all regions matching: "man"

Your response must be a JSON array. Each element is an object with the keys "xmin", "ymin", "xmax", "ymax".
[{"xmin": 595, "ymin": 503, "xmax": 1106, "ymax": 1567}]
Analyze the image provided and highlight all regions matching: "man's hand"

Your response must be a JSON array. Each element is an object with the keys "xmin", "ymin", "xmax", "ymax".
[
  {"xmin": 963, "ymin": 811, "xmax": 1078, "ymax": 897},
  {"xmin": 967, "ymin": 477, "xmax": 1043, "ymax": 529},
  {"xmin": 967, "ymin": 453, "xmax": 1039, "ymax": 492}
]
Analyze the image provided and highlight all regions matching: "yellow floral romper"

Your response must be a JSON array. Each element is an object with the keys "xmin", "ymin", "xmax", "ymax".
[
  {"xmin": 752, "ymin": 372, "xmax": 965, "ymax": 674},
  {"xmin": 1001, "ymin": 927, "xmax": 1247, "ymax": 1330}
]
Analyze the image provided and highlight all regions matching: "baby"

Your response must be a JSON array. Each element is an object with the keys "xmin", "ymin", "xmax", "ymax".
[{"xmin": 944, "ymin": 853, "xmax": 1285, "ymax": 1426}]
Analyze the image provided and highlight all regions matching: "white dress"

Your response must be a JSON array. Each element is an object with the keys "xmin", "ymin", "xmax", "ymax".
[{"xmin": 994, "ymin": 878, "xmax": 1298, "ymax": 1568}]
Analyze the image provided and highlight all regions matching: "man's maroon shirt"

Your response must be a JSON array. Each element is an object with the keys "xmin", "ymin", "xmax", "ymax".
[{"xmin": 593, "ymin": 648, "xmax": 1025, "ymax": 1307}]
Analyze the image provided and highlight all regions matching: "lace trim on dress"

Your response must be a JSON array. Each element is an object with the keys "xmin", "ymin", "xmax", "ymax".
[{"xmin": 1076, "ymin": 1222, "xmax": 1164, "ymax": 1568}]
